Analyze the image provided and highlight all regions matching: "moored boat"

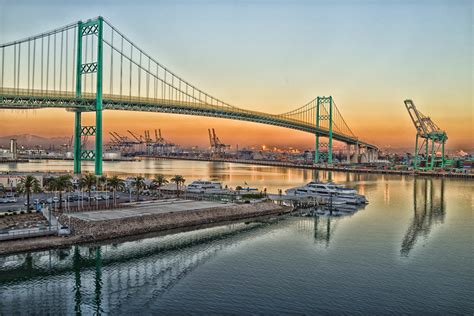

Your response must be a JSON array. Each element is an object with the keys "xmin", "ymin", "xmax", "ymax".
[{"xmin": 285, "ymin": 181, "xmax": 367, "ymax": 205}]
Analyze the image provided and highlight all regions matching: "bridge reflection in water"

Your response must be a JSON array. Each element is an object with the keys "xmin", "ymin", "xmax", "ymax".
[
  {"xmin": 0, "ymin": 221, "xmax": 268, "ymax": 314},
  {"xmin": 0, "ymin": 209, "xmax": 365, "ymax": 314},
  {"xmin": 401, "ymin": 178, "xmax": 446, "ymax": 257}
]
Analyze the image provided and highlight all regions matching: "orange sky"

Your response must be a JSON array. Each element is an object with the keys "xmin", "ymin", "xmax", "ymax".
[{"xmin": 0, "ymin": 105, "xmax": 472, "ymax": 151}]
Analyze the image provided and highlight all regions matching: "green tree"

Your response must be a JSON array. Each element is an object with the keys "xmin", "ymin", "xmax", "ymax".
[
  {"xmin": 170, "ymin": 175, "xmax": 185, "ymax": 197},
  {"xmin": 80, "ymin": 172, "xmax": 97, "ymax": 206},
  {"xmin": 131, "ymin": 176, "xmax": 146, "ymax": 202},
  {"xmin": 16, "ymin": 175, "xmax": 42, "ymax": 212},
  {"xmin": 108, "ymin": 175, "xmax": 124, "ymax": 206},
  {"xmin": 152, "ymin": 174, "xmax": 168, "ymax": 197},
  {"xmin": 46, "ymin": 175, "xmax": 72, "ymax": 211}
]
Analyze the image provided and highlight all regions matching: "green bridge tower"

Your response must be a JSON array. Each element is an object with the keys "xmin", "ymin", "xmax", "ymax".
[
  {"xmin": 74, "ymin": 17, "xmax": 104, "ymax": 175},
  {"xmin": 314, "ymin": 96, "xmax": 333, "ymax": 164}
]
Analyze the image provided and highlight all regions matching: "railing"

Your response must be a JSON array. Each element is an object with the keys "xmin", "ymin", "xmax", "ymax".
[{"xmin": 0, "ymin": 226, "xmax": 58, "ymax": 241}]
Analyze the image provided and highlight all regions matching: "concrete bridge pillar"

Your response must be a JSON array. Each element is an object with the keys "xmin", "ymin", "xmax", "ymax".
[
  {"xmin": 369, "ymin": 149, "xmax": 376, "ymax": 162},
  {"xmin": 346, "ymin": 144, "xmax": 351, "ymax": 163},
  {"xmin": 351, "ymin": 144, "xmax": 360, "ymax": 163}
]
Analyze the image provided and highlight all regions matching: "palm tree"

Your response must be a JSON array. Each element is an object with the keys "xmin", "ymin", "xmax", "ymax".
[
  {"xmin": 46, "ymin": 175, "xmax": 72, "ymax": 211},
  {"xmin": 17, "ymin": 175, "xmax": 42, "ymax": 212},
  {"xmin": 152, "ymin": 174, "xmax": 168, "ymax": 197},
  {"xmin": 80, "ymin": 172, "xmax": 97, "ymax": 206},
  {"xmin": 170, "ymin": 175, "xmax": 185, "ymax": 197},
  {"xmin": 235, "ymin": 185, "xmax": 243, "ymax": 195},
  {"xmin": 108, "ymin": 175, "xmax": 124, "ymax": 206},
  {"xmin": 98, "ymin": 175, "xmax": 108, "ymax": 191},
  {"xmin": 131, "ymin": 176, "xmax": 146, "ymax": 202}
]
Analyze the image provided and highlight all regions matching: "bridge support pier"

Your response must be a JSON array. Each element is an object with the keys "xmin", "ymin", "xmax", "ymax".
[
  {"xmin": 73, "ymin": 111, "xmax": 82, "ymax": 174},
  {"xmin": 351, "ymin": 143, "xmax": 360, "ymax": 163},
  {"xmin": 346, "ymin": 144, "xmax": 351, "ymax": 163},
  {"xmin": 369, "ymin": 149, "xmax": 377, "ymax": 162}
]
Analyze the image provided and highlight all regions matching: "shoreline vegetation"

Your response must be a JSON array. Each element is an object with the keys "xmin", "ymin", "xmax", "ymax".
[{"xmin": 0, "ymin": 201, "xmax": 291, "ymax": 256}]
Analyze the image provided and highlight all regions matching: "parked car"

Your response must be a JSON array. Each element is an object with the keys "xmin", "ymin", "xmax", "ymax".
[{"xmin": 58, "ymin": 225, "xmax": 71, "ymax": 237}]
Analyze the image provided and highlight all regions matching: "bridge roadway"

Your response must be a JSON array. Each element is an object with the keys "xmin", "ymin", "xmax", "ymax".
[{"xmin": 0, "ymin": 88, "xmax": 378, "ymax": 150}]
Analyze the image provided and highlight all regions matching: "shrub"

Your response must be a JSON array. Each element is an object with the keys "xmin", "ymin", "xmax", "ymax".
[
  {"xmin": 241, "ymin": 193, "xmax": 264, "ymax": 199},
  {"xmin": 20, "ymin": 210, "xmax": 25, "ymax": 214}
]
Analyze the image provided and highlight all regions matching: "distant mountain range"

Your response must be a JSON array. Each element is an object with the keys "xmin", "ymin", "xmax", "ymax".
[{"xmin": 0, "ymin": 134, "xmax": 72, "ymax": 149}]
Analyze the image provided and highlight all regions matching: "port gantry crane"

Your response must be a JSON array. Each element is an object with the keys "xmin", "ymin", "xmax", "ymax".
[
  {"xmin": 208, "ymin": 128, "xmax": 229, "ymax": 154},
  {"xmin": 404, "ymin": 99, "xmax": 447, "ymax": 170}
]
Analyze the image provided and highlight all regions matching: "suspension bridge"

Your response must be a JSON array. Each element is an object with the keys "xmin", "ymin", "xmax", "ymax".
[{"xmin": 0, "ymin": 17, "xmax": 378, "ymax": 175}]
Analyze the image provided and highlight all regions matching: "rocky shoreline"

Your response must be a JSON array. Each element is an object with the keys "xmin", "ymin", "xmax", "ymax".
[{"xmin": 0, "ymin": 202, "xmax": 291, "ymax": 256}]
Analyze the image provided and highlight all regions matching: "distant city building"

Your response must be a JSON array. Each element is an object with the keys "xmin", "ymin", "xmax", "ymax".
[
  {"xmin": 10, "ymin": 139, "xmax": 17, "ymax": 160},
  {"xmin": 0, "ymin": 174, "xmax": 44, "ymax": 189}
]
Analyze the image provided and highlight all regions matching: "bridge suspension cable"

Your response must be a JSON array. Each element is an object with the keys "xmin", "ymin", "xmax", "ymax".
[
  {"xmin": 0, "ymin": 17, "xmax": 358, "ymax": 138},
  {"xmin": 0, "ymin": 16, "xmax": 374, "ymax": 157}
]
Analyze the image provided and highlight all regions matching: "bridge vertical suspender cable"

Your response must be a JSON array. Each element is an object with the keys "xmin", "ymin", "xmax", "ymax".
[
  {"xmin": 120, "ymin": 35, "xmax": 123, "ymax": 96},
  {"xmin": 0, "ymin": 17, "xmax": 377, "ymax": 175},
  {"xmin": 1, "ymin": 47, "xmax": 3, "ymax": 89},
  {"xmin": 110, "ymin": 29, "xmax": 113, "ymax": 95},
  {"xmin": 53, "ymin": 33, "xmax": 56, "ymax": 91},
  {"xmin": 46, "ymin": 35, "xmax": 50, "ymax": 93},
  {"xmin": 65, "ymin": 30, "xmax": 68, "ymax": 92}
]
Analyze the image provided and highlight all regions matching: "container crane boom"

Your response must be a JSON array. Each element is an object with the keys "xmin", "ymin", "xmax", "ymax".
[
  {"xmin": 127, "ymin": 130, "xmax": 142, "ymax": 143},
  {"xmin": 403, "ymin": 99, "xmax": 447, "ymax": 170}
]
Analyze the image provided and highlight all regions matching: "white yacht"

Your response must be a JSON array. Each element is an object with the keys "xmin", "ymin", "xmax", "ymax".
[
  {"xmin": 286, "ymin": 181, "xmax": 367, "ymax": 205},
  {"xmin": 186, "ymin": 180, "xmax": 224, "ymax": 194}
]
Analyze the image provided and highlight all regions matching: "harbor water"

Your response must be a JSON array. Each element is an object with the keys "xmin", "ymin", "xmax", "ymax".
[{"xmin": 0, "ymin": 159, "xmax": 473, "ymax": 314}]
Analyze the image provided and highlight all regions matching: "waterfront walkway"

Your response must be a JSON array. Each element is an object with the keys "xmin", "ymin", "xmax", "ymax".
[{"xmin": 69, "ymin": 199, "xmax": 234, "ymax": 222}]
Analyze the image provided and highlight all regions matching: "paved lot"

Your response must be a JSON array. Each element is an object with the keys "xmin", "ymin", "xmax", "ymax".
[{"xmin": 68, "ymin": 199, "xmax": 234, "ymax": 222}]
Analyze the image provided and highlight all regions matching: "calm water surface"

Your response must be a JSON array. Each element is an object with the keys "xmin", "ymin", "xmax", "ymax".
[{"xmin": 0, "ymin": 159, "xmax": 473, "ymax": 314}]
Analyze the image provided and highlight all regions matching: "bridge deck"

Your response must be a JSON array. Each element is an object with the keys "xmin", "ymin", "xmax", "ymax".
[{"xmin": 0, "ymin": 87, "xmax": 377, "ymax": 149}]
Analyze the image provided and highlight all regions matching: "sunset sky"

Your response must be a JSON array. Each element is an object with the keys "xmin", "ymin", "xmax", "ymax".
[{"xmin": 0, "ymin": 0, "xmax": 472, "ymax": 151}]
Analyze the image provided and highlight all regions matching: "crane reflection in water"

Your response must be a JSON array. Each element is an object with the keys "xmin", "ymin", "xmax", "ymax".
[{"xmin": 400, "ymin": 178, "xmax": 445, "ymax": 257}]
